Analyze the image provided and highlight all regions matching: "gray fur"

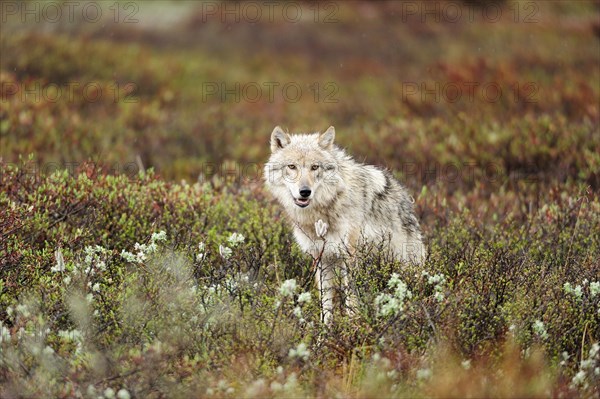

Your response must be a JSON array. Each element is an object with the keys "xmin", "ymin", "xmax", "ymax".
[{"xmin": 264, "ymin": 126, "xmax": 425, "ymax": 323}]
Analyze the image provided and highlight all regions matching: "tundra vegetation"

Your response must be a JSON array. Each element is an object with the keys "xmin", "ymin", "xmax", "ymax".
[{"xmin": 1, "ymin": 1, "xmax": 599, "ymax": 398}]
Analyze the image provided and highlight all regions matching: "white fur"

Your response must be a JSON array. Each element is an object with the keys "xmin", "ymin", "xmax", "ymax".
[{"xmin": 264, "ymin": 126, "xmax": 425, "ymax": 324}]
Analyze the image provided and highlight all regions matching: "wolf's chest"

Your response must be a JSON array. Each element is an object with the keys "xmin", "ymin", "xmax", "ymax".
[{"xmin": 292, "ymin": 219, "xmax": 355, "ymax": 257}]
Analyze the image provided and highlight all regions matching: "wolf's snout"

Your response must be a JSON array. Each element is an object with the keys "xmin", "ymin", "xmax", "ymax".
[{"xmin": 299, "ymin": 188, "xmax": 312, "ymax": 198}]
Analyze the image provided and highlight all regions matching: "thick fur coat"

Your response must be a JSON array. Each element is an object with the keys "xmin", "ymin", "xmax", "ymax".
[{"xmin": 264, "ymin": 126, "xmax": 425, "ymax": 322}]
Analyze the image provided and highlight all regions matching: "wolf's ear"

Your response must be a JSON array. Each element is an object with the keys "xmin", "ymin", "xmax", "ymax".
[
  {"xmin": 318, "ymin": 126, "xmax": 335, "ymax": 150},
  {"xmin": 270, "ymin": 126, "xmax": 291, "ymax": 152}
]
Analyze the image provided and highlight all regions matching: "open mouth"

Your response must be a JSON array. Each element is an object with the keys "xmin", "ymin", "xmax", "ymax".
[{"xmin": 294, "ymin": 198, "xmax": 311, "ymax": 208}]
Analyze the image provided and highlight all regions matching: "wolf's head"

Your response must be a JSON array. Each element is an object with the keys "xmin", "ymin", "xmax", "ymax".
[{"xmin": 264, "ymin": 126, "xmax": 344, "ymax": 210}]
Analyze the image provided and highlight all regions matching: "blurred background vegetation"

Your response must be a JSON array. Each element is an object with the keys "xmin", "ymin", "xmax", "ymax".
[
  {"xmin": 1, "ymin": 1, "xmax": 599, "ymax": 397},
  {"xmin": 2, "ymin": 0, "xmax": 598, "ymax": 186}
]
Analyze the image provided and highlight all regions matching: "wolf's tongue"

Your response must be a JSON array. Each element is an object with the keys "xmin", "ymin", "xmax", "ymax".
[{"xmin": 295, "ymin": 198, "xmax": 310, "ymax": 207}]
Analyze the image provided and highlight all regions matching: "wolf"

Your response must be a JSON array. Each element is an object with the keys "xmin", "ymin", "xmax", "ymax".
[{"xmin": 264, "ymin": 126, "xmax": 425, "ymax": 324}]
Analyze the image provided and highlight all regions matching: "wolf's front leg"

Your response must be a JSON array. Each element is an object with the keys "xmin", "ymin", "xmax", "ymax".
[
  {"xmin": 316, "ymin": 258, "xmax": 335, "ymax": 325},
  {"xmin": 343, "ymin": 229, "xmax": 360, "ymax": 316},
  {"xmin": 342, "ymin": 262, "xmax": 359, "ymax": 316}
]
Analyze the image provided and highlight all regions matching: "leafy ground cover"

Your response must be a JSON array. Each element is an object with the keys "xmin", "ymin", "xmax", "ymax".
[{"xmin": 1, "ymin": 1, "xmax": 599, "ymax": 398}]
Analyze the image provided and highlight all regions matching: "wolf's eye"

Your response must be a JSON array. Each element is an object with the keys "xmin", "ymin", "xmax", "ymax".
[
  {"xmin": 287, "ymin": 164, "xmax": 296, "ymax": 170},
  {"xmin": 311, "ymin": 164, "xmax": 319, "ymax": 171}
]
